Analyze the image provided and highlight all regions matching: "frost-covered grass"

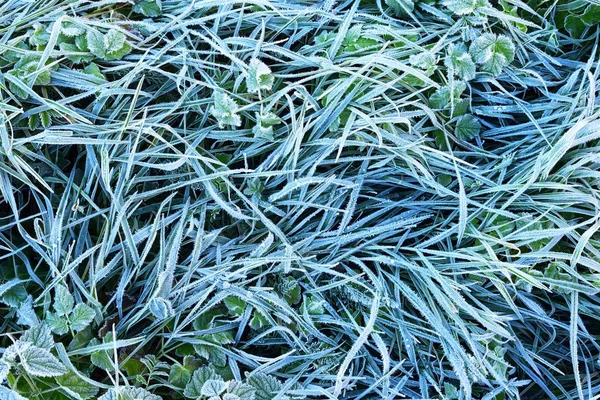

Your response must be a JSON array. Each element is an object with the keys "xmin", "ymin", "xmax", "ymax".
[{"xmin": 1, "ymin": 0, "xmax": 600, "ymax": 399}]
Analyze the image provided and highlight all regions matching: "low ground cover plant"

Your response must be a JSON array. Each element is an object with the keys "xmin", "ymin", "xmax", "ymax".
[{"xmin": 1, "ymin": 0, "xmax": 600, "ymax": 399}]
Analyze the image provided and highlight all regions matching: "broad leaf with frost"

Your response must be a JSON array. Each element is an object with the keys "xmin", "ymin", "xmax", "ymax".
[
  {"xmin": 469, "ymin": 33, "xmax": 515, "ymax": 76},
  {"xmin": 442, "ymin": 0, "xmax": 476, "ymax": 15},
  {"xmin": 454, "ymin": 114, "xmax": 481, "ymax": 141},
  {"xmin": 201, "ymin": 379, "xmax": 227, "ymax": 397},
  {"xmin": 228, "ymin": 381, "xmax": 256, "ymax": 400},
  {"xmin": 70, "ymin": 304, "xmax": 96, "ymax": 331},
  {"xmin": 445, "ymin": 43, "xmax": 476, "ymax": 80},
  {"xmin": 20, "ymin": 344, "xmax": 67, "ymax": 377},
  {"xmin": 246, "ymin": 373, "xmax": 282, "ymax": 400},
  {"xmin": 184, "ymin": 366, "xmax": 221, "ymax": 398},
  {"xmin": 149, "ymin": 297, "xmax": 174, "ymax": 320},
  {"xmin": 54, "ymin": 286, "xmax": 74, "ymax": 316},
  {"xmin": 46, "ymin": 312, "xmax": 69, "ymax": 335},
  {"xmin": 245, "ymin": 59, "xmax": 274, "ymax": 93},
  {"xmin": 0, "ymin": 360, "xmax": 9, "ymax": 383},
  {"xmin": 99, "ymin": 387, "xmax": 162, "ymax": 400},
  {"xmin": 17, "ymin": 296, "xmax": 39, "ymax": 327},
  {"xmin": 56, "ymin": 371, "xmax": 99, "ymax": 400},
  {"xmin": 385, "ymin": 0, "xmax": 414, "ymax": 15},
  {"xmin": 253, "ymin": 112, "xmax": 281, "ymax": 140},
  {"xmin": 22, "ymin": 323, "xmax": 54, "ymax": 350},
  {"xmin": 210, "ymin": 91, "xmax": 242, "ymax": 128}
]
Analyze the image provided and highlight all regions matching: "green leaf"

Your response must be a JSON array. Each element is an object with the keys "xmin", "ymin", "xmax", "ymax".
[
  {"xmin": 454, "ymin": 114, "xmax": 481, "ymax": 141},
  {"xmin": 40, "ymin": 110, "xmax": 52, "ymax": 129},
  {"xmin": 249, "ymin": 311, "xmax": 268, "ymax": 330},
  {"xmin": 149, "ymin": 297, "xmax": 174, "ymax": 320},
  {"xmin": 442, "ymin": 0, "xmax": 476, "ymax": 15},
  {"xmin": 17, "ymin": 295, "xmax": 39, "ymax": 327},
  {"xmin": 84, "ymin": 63, "xmax": 105, "ymax": 80},
  {"xmin": 564, "ymin": 14, "xmax": 586, "ymax": 38},
  {"xmin": 224, "ymin": 296, "xmax": 246, "ymax": 316},
  {"xmin": 469, "ymin": 33, "xmax": 515, "ymax": 76},
  {"xmin": 133, "ymin": 0, "xmax": 163, "ymax": 17},
  {"xmin": 46, "ymin": 312, "xmax": 70, "ymax": 335},
  {"xmin": 245, "ymin": 58, "xmax": 274, "ymax": 93},
  {"xmin": 22, "ymin": 323, "xmax": 54, "ymax": 350},
  {"xmin": 228, "ymin": 381, "xmax": 256, "ymax": 400},
  {"xmin": 184, "ymin": 366, "xmax": 221, "ymax": 398},
  {"xmin": 99, "ymin": 387, "xmax": 162, "ymax": 400},
  {"xmin": 70, "ymin": 304, "xmax": 95, "ymax": 331},
  {"xmin": 61, "ymin": 22, "xmax": 86, "ymax": 37},
  {"xmin": 445, "ymin": 43, "xmax": 476, "ymax": 81},
  {"xmin": 0, "ymin": 280, "xmax": 26, "ymax": 307},
  {"xmin": 385, "ymin": 0, "xmax": 415, "ymax": 15},
  {"xmin": 103, "ymin": 29, "xmax": 126, "ymax": 54},
  {"xmin": 582, "ymin": 5, "xmax": 600, "ymax": 25},
  {"xmin": 20, "ymin": 344, "xmax": 67, "ymax": 377},
  {"xmin": 201, "ymin": 378, "xmax": 227, "ymax": 397},
  {"xmin": 56, "ymin": 371, "xmax": 99, "ymax": 399},
  {"xmin": 168, "ymin": 364, "xmax": 192, "ymax": 388},
  {"xmin": 194, "ymin": 343, "xmax": 227, "ymax": 367},
  {"xmin": 86, "ymin": 29, "xmax": 106, "ymax": 58},
  {"xmin": 54, "ymin": 286, "xmax": 74, "ymax": 316},
  {"xmin": 246, "ymin": 373, "xmax": 282, "ymax": 400},
  {"xmin": 210, "ymin": 91, "xmax": 241, "ymax": 128},
  {"xmin": 105, "ymin": 41, "xmax": 131, "ymax": 61}
]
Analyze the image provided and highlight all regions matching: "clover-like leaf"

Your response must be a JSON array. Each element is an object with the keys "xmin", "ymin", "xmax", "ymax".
[{"xmin": 469, "ymin": 33, "xmax": 515, "ymax": 76}]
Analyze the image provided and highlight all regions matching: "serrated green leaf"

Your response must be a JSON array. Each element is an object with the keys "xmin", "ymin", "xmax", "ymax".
[
  {"xmin": 104, "ymin": 29, "xmax": 126, "ymax": 54},
  {"xmin": 224, "ymin": 296, "xmax": 246, "ymax": 316},
  {"xmin": 210, "ymin": 91, "xmax": 241, "ymax": 128},
  {"xmin": 56, "ymin": 371, "xmax": 99, "ymax": 399},
  {"xmin": 169, "ymin": 364, "xmax": 192, "ymax": 388},
  {"xmin": 22, "ymin": 323, "xmax": 54, "ymax": 350},
  {"xmin": 46, "ymin": 312, "xmax": 70, "ymax": 335},
  {"xmin": 228, "ymin": 381, "xmax": 256, "ymax": 400},
  {"xmin": 245, "ymin": 58, "xmax": 274, "ymax": 93},
  {"xmin": 99, "ymin": 387, "xmax": 162, "ymax": 400},
  {"xmin": 442, "ymin": 0, "xmax": 476, "ymax": 15},
  {"xmin": 17, "ymin": 296, "xmax": 39, "ymax": 327},
  {"xmin": 446, "ymin": 42, "xmax": 476, "ymax": 81},
  {"xmin": 249, "ymin": 311, "xmax": 268, "ymax": 330},
  {"xmin": 70, "ymin": 304, "xmax": 95, "ymax": 331},
  {"xmin": 454, "ymin": 114, "xmax": 481, "ymax": 141},
  {"xmin": 86, "ymin": 29, "xmax": 106, "ymax": 58},
  {"xmin": 385, "ymin": 0, "xmax": 415, "ymax": 15},
  {"xmin": 54, "ymin": 286, "xmax": 74, "ymax": 316},
  {"xmin": 469, "ymin": 33, "xmax": 515, "ymax": 76},
  {"xmin": 133, "ymin": 0, "xmax": 162, "ymax": 17},
  {"xmin": 246, "ymin": 373, "xmax": 282, "ymax": 400},
  {"xmin": 201, "ymin": 378, "xmax": 226, "ymax": 397},
  {"xmin": 21, "ymin": 345, "xmax": 67, "ymax": 377},
  {"xmin": 184, "ymin": 366, "xmax": 221, "ymax": 398}
]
